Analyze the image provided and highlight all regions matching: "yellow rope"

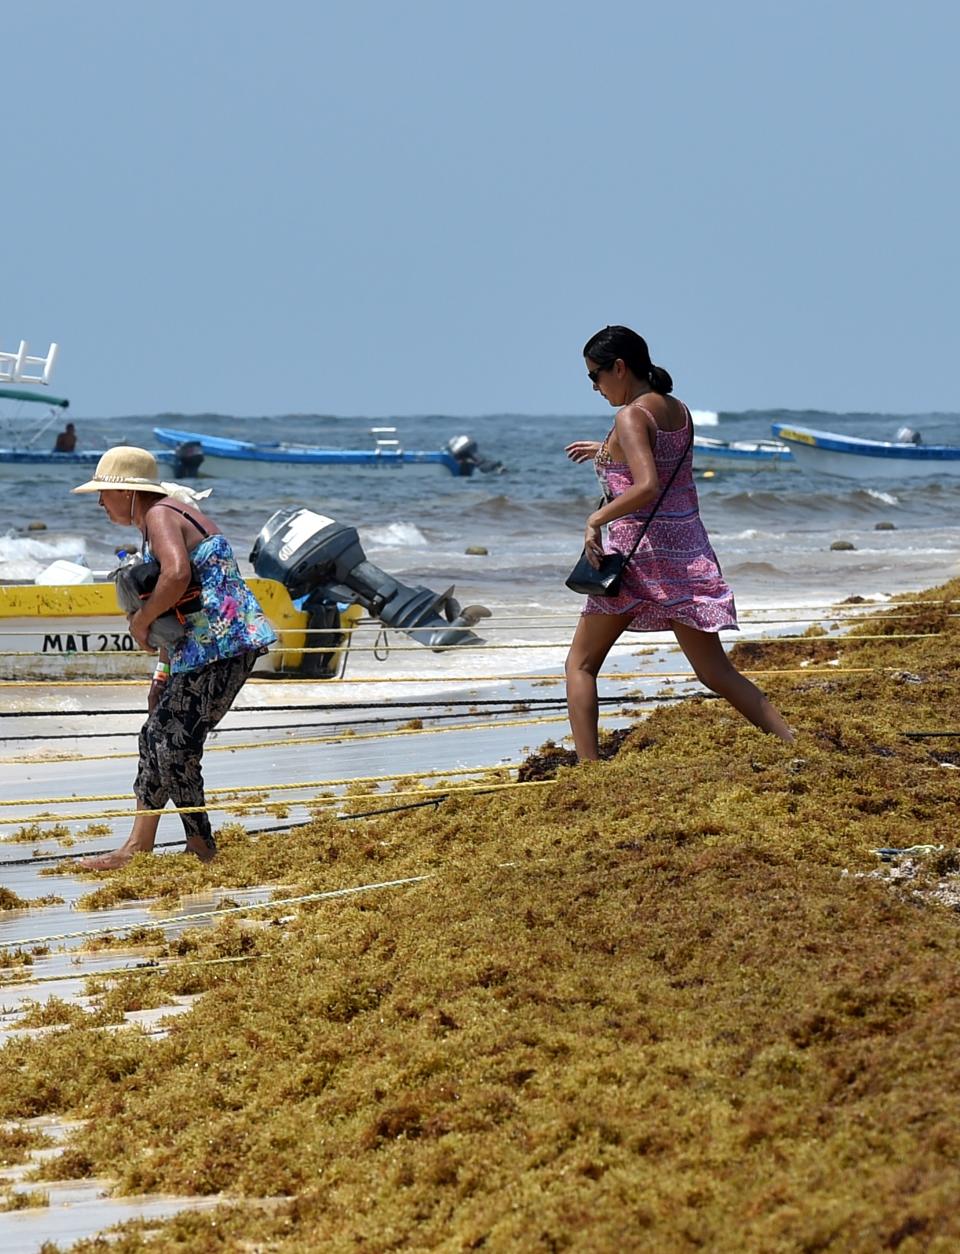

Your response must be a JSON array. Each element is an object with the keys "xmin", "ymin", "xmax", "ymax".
[
  {"xmin": 2, "ymin": 876, "xmax": 436, "ymax": 949},
  {"xmin": 0, "ymin": 954, "xmax": 257, "ymax": 988},
  {"xmin": 0, "ymin": 778, "xmax": 558, "ymax": 826},
  {"xmin": 1, "ymin": 609, "xmax": 952, "ymax": 641},
  {"xmin": 0, "ymin": 665, "xmax": 899, "ymax": 688},
  {"xmin": 0, "ymin": 631, "xmax": 942, "ymax": 659},
  {"xmin": 0, "ymin": 708, "xmax": 632, "ymax": 767},
  {"xmin": 0, "ymin": 765, "xmax": 518, "ymax": 808}
]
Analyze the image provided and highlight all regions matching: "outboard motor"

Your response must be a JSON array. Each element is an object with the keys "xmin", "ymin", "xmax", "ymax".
[
  {"xmin": 894, "ymin": 426, "xmax": 922, "ymax": 445},
  {"xmin": 446, "ymin": 434, "xmax": 505, "ymax": 476},
  {"xmin": 171, "ymin": 440, "xmax": 205, "ymax": 477},
  {"xmin": 250, "ymin": 508, "xmax": 490, "ymax": 673}
]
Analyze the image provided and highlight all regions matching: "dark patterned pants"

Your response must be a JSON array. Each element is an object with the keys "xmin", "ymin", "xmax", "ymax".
[{"xmin": 134, "ymin": 650, "xmax": 260, "ymax": 852}]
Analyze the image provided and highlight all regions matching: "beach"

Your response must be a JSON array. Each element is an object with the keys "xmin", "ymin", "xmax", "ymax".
[{"xmin": 2, "ymin": 414, "xmax": 960, "ymax": 1248}]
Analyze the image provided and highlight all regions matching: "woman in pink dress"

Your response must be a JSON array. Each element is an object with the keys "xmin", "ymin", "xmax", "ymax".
[{"xmin": 565, "ymin": 325, "xmax": 794, "ymax": 760}]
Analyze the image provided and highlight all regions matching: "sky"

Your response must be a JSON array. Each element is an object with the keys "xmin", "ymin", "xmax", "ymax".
[{"xmin": 4, "ymin": 0, "xmax": 958, "ymax": 418}]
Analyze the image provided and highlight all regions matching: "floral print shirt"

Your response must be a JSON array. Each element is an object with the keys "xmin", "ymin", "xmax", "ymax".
[{"xmin": 147, "ymin": 533, "xmax": 277, "ymax": 674}]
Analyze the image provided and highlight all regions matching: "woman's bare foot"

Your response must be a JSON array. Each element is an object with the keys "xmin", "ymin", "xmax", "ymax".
[
  {"xmin": 185, "ymin": 834, "xmax": 217, "ymax": 863},
  {"xmin": 78, "ymin": 841, "xmax": 151, "ymax": 871}
]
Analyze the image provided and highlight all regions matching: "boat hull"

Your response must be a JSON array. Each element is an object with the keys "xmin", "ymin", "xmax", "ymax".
[
  {"xmin": 0, "ymin": 579, "xmax": 312, "ymax": 681},
  {"xmin": 0, "ymin": 448, "xmax": 182, "ymax": 477},
  {"xmin": 772, "ymin": 423, "xmax": 960, "ymax": 480},
  {"xmin": 693, "ymin": 437, "xmax": 796, "ymax": 473},
  {"xmin": 152, "ymin": 427, "xmax": 471, "ymax": 477}
]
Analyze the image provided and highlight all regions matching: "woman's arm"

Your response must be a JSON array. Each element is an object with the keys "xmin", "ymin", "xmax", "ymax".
[{"xmin": 128, "ymin": 510, "xmax": 193, "ymax": 652}]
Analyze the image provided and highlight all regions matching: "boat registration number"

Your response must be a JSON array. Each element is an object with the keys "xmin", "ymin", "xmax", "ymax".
[
  {"xmin": 777, "ymin": 428, "xmax": 815, "ymax": 445},
  {"xmin": 42, "ymin": 632, "xmax": 137, "ymax": 653}
]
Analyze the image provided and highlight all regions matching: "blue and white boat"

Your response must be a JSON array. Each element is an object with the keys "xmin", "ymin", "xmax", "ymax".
[
  {"xmin": 693, "ymin": 435, "xmax": 796, "ymax": 473},
  {"xmin": 771, "ymin": 422, "xmax": 960, "ymax": 480},
  {"xmin": 152, "ymin": 426, "xmax": 499, "ymax": 478}
]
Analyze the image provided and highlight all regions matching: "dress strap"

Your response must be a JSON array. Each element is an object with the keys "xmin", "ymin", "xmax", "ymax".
[{"xmin": 630, "ymin": 401, "xmax": 691, "ymax": 433}]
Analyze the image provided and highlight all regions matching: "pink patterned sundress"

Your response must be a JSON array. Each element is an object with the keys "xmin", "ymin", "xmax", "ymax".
[{"xmin": 583, "ymin": 403, "xmax": 738, "ymax": 633}]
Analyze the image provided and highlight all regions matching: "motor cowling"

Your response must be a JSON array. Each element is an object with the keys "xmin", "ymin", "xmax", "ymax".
[
  {"xmin": 171, "ymin": 440, "xmax": 205, "ymax": 478},
  {"xmin": 894, "ymin": 426, "xmax": 922, "ymax": 445},
  {"xmin": 446, "ymin": 434, "xmax": 505, "ymax": 475},
  {"xmin": 250, "ymin": 507, "xmax": 489, "ymax": 653}
]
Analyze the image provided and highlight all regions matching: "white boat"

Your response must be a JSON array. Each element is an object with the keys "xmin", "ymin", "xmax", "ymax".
[
  {"xmin": 693, "ymin": 435, "xmax": 796, "ymax": 473},
  {"xmin": 0, "ymin": 340, "xmax": 201, "ymax": 477},
  {"xmin": 153, "ymin": 426, "xmax": 500, "ymax": 478},
  {"xmin": 771, "ymin": 422, "xmax": 960, "ymax": 480}
]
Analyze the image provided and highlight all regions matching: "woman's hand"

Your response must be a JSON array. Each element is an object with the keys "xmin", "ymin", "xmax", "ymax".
[
  {"xmin": 584, "ymin": 520, "xmax": 604, "ymax": 568},
  {"xmin": 128, "ymin": 609, "xmax": 157, "ymax": 654},
  {"xmin": 565, "ymin": 440, "xmax": 601, "ymax": 464},
  {"xmin": 147, "ymin": 678, "xmax": 164, "ymax": 714}
]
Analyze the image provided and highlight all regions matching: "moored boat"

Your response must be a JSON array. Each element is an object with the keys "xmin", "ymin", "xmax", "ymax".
[
  {"xmin": 771, "ymin": 422, "xmax": 960, "ymax": 480},
  {"xmin": 693, "ymin": 435, "xmax": 795, "ymax": 472},
  {"xmin": 152, "ymin": 426, "xmax": 501, "ymax": 477},
  {"xmin": 0, "ymin": 341, "xmax": 203, "ymax": 477}
]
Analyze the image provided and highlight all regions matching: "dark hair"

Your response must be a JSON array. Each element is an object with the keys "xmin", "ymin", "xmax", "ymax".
[{"xmin": 582, "ymin": 325, "xmax": 674, "ymax": 395}]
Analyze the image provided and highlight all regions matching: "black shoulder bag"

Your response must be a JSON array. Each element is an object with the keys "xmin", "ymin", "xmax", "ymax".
[{"xmin": 565, "ymin": 425, "xmax": 694, "ymax": 597}]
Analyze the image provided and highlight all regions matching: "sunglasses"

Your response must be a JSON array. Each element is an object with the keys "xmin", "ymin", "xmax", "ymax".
[{"xmin": 587, "ymin": 365, "xmax": 610, "ymax": 384}]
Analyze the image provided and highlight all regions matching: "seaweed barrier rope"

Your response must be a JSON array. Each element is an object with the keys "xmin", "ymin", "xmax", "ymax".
[
  {"xmin": 0, "ymin": 954, "xmax": 260, "ymax": 990},
  {"xmin": 0, "ymin": 631, "xmax": 943, "ymax": 661},
  {"xmin": 0, "ymin": 665, "xmax": 913, "ymax": 688},
  {"xmin": 2, "ymin": 849, "xmax": 583, "ymax": 954},
  {"xmin": 0, "ymin": 607, "xmax": 954, "ymax": 643},
  {"xmin": 0, "ymin": 777, "xmax": 558, "ymax": 827},
  {"xmin": 0, "ymin": 765, "xmax": 523, "ymax": 809},
  {"xmin": 0, "ymin": 694, "xmax": 669, "ymax": 720},
  {"xmin": 0, "ymin": 695, "xmax": 640, "ymax": 743},
  {"xmin": 2, "ymin": 875, "xmax": 438, "ymax": 950},
  {"xmin": 0, "ymin": 706, "xmax": 635, "ymax": 767},
  {"xmin": 0, "ymin": 796, "xmax": 455, "ymax": 869}
]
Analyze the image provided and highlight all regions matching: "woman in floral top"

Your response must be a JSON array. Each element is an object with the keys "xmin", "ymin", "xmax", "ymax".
[{"xmin": 72, "ymin": 446, "xmax": 277, "ymax": 870}]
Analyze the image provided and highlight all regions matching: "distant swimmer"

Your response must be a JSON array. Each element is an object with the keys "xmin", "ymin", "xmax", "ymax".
[
  {"xmin": 564, "ymin": 325, "xmax": 795, "ymax": 760},
  {"xmin": 53, "ymin": 422, "xmax": 76, "ymax": 452}
]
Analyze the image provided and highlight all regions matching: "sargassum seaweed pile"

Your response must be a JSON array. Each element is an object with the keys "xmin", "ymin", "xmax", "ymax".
[{"xmin": 2, "ymin": 581, "xmax": 960, "ymax": 1251}]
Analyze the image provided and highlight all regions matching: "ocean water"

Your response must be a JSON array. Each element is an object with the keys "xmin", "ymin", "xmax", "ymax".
[{"xmin": 1, "ymin": 408, "xmax": 959, "ymax": 612}]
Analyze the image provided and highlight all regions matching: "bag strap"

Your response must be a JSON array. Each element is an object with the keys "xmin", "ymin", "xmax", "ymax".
[{"xmin": 619, "ymin": 418, "xmax": 695, "ymax": 563}]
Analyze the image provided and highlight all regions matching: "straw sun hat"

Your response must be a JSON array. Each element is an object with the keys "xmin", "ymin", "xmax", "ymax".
[
  {"xmin": 72, "ymin": 446, "xmax": 168, "ymax": 495},
  {"xmin": 72, "ymin": 446, "xmax": 211, "ymax": 505}
]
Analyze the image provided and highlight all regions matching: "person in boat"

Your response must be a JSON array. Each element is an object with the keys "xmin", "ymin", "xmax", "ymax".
[
  {"xmin": 564, "ymin": 325, "xmax": 794, "ymax": 760},
  {"xmin": 53, "ymin": 422, "xmax": 76, "ymax": 452},
  {"xmin": 71, "ymin": 446, "xmax": 277, "ymax": 870}
]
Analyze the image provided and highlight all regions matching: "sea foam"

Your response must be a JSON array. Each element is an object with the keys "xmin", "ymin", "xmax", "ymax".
[
  {"xmin": 0, "ymin": 532, "xmax": 89, "ymax": 582},
  {"xmin": 362, "ymin": 521, "xmax": 429, "ymax": 548}
]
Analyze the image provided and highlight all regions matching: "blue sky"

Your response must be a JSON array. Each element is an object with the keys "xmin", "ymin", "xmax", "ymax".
[{"xmin": 5, "ymin": 1, "xmax": 957, "ymax": 417}]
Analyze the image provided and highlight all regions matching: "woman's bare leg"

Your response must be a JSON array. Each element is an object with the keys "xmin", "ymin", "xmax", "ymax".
[
  {"xmin": 671, "ymin": 621, "xmax": 795, "ymax": 743},
  {"xmin": 565, "ymin": 611, "xmax": 636, "ymax": 760},
  {"xmin": 79, "ymin": 805, "xmax": 162, "ymax": 871}
]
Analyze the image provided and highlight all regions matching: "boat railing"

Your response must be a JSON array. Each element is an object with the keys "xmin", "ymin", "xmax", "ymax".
[
  {"xmin": 0, "ymin": 340, "xmax": 59, "ymax": 385},
  {"xmin": 371, "ymin": 425, "xmax": 401, "ymax": 452}
]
